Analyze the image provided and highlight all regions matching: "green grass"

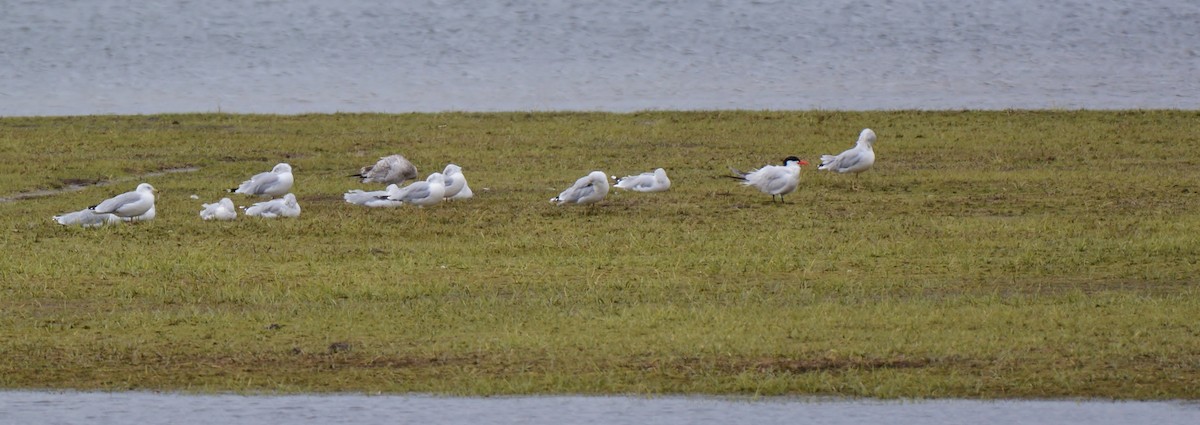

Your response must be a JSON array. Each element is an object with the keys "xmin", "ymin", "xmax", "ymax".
[{"xmin": 1, "ymin": 110, "xmax": 1198, "ymax": 398}]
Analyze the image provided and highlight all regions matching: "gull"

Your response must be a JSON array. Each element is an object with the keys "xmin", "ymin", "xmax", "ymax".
[
  {"xmin": 89, "ymin": 183, "xmax": 157, "ymax": 220},
  {"xmin": 382, "ymin": 172, "xmax": 446, "ymax": 207},
  {"xmin": 132, "ymin": 205, "xmax": 156, "ymax": 222},
  {"xmin": 54, "ymin": 204, "xmax": 155, "ymax": 227},
  {"xmin": 551, "ymin": 171, "xmax": 609, "ymax": 206},
  {"xmin": 351, "ymin": 154, "xmax": 418, "ymax": 185},
  {"xmin": 612, "ymin": 168, "xmax": 671, "ymax": 192},
  {"xmin": 245, "ymin": 193, "xmax": 301, "ymax": 218},
  {"xmin": 230, "ymin": 163, "xmax": 293, "ymax": 197},
  {"xmin": 441, "ymin": 164, "xmax": 474, "ymax": 200},
  {"xmin": 818, "ymin": 128, "xmax": 877, "ymax": 188},
  {"xmin": 200, "ymin": 197, "xmax": 238, "ymax": 220},
  {"xmin": 729, "ymin": 157, "xmax": 808, "ymax": 203},
  {"xmin": 344, "ymin": 184, "xmax": 404, "ymax": 207},
  {"xmin": 53, "ymin": 209, "xmax": 122, "ymax": 228}
]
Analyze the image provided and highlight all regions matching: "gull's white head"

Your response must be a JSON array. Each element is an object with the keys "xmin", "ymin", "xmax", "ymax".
[
  {"xmin": 443, "ymin": 164, "xmax": 462, "ymax": 175},
  {"xmin": 859, "ymin": 128, "xmax": 877, "ymax": 145},
  {"xmin": 136, "ymin": 183, "xmax": 156, "ymax": 193},
  {"xmin": 273, "ymin": 163, "xmax": 292, "ymax": 173}
]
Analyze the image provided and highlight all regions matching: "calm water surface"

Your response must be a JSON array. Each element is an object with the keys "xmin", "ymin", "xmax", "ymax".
[
  {"xmin": 3, "ymin": 2, "xmax": 1199, "ymax": 421},
  {"xmin": 2, "ymin": 392, "xmax": 1199, "ymax": 425},
  {"xmin": 1, "ymin": 0, "xmax": 1198, "ymax": 115}
]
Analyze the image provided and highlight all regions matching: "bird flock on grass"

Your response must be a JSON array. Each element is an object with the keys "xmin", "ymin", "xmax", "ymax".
[{"xmin": 50, "ymin": 128, "xmax": 878, "ymax": 227}]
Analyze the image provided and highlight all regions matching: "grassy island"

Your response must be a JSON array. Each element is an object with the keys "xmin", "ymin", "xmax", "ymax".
[{"xmin": 1, "ymin": 111, "xmax": 1197, "ymax": 398}]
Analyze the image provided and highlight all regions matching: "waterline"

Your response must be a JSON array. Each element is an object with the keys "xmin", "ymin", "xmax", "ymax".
[{"xmin": 2, "ymin": 391, "xmax": 1198, "ymax": 425}]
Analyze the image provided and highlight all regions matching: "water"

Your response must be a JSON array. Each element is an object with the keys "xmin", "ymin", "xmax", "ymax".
[
  {"xmin": 1, "ymin": 0, "xmax": 1197, "ymax": 116},
  {"xmin": 1, "ymin": 392, "xmax": 1198, "ymax": 425}
]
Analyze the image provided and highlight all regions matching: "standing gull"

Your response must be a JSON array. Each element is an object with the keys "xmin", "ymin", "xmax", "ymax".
[
  {"xmin": 351, "ymin": 154, "xmax": 418, "ymax": 185},
  {"xmin": 818, "ymin": 128, "xmax": 877, "ymax": 188},
  {"xmin": 729, "ymin": 157, "xmax": 808, "ymax": 203},
  {"xmin": 230, "ymin": 163, "xmax": 293, "ymax": 198},
  {"xmin": 89, "ymin": 183, "xmax": 157, "ymax": 221},
  {"xmin": 245, "ymin": 193, "xmax": 301, "ymax": 218},
  {"xmin": 612, "ymin": 168, "xmax": 671, "ymax": 192},
  {"xmin": 551, "ymin": 171, "xmax": 609, "ymax": 206}
]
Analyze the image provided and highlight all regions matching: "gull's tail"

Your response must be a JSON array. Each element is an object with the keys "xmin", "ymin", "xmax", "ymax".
[
  {"xmin": 343, "ymin": 190, "xmax": 376, "ymax": 205},
  {"xmin": 818, "ymin": 155, "xmax": 837, "ymax": 170},
  {"xmin": 726, "ymin": 167, "xmax": 749, "ymax": 180}
]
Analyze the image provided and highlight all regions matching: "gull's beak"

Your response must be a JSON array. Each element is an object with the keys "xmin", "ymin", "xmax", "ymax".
[{"xmin": 800, "ymin": 160, "xmax": 810, "ymax": 166}]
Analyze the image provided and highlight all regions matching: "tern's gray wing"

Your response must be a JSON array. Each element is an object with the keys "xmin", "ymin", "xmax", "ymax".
[{"xmin": 757, "ymin": 172, "xmax": 784, "ymax": 193}]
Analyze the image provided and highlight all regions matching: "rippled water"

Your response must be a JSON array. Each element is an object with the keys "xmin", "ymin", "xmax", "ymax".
[
  {"xmin": 2, "ymin": 0, "xmax": 1198, "ymax": 116},
  {"xmin": 2, "ymin": 392, "xmax": 1199, "ymax": 425}
]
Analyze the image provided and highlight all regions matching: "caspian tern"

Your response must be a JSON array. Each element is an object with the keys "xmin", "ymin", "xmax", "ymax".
[{"xmin": 729, "ymin": 157, "xmax": 808, "ymax": 203}]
